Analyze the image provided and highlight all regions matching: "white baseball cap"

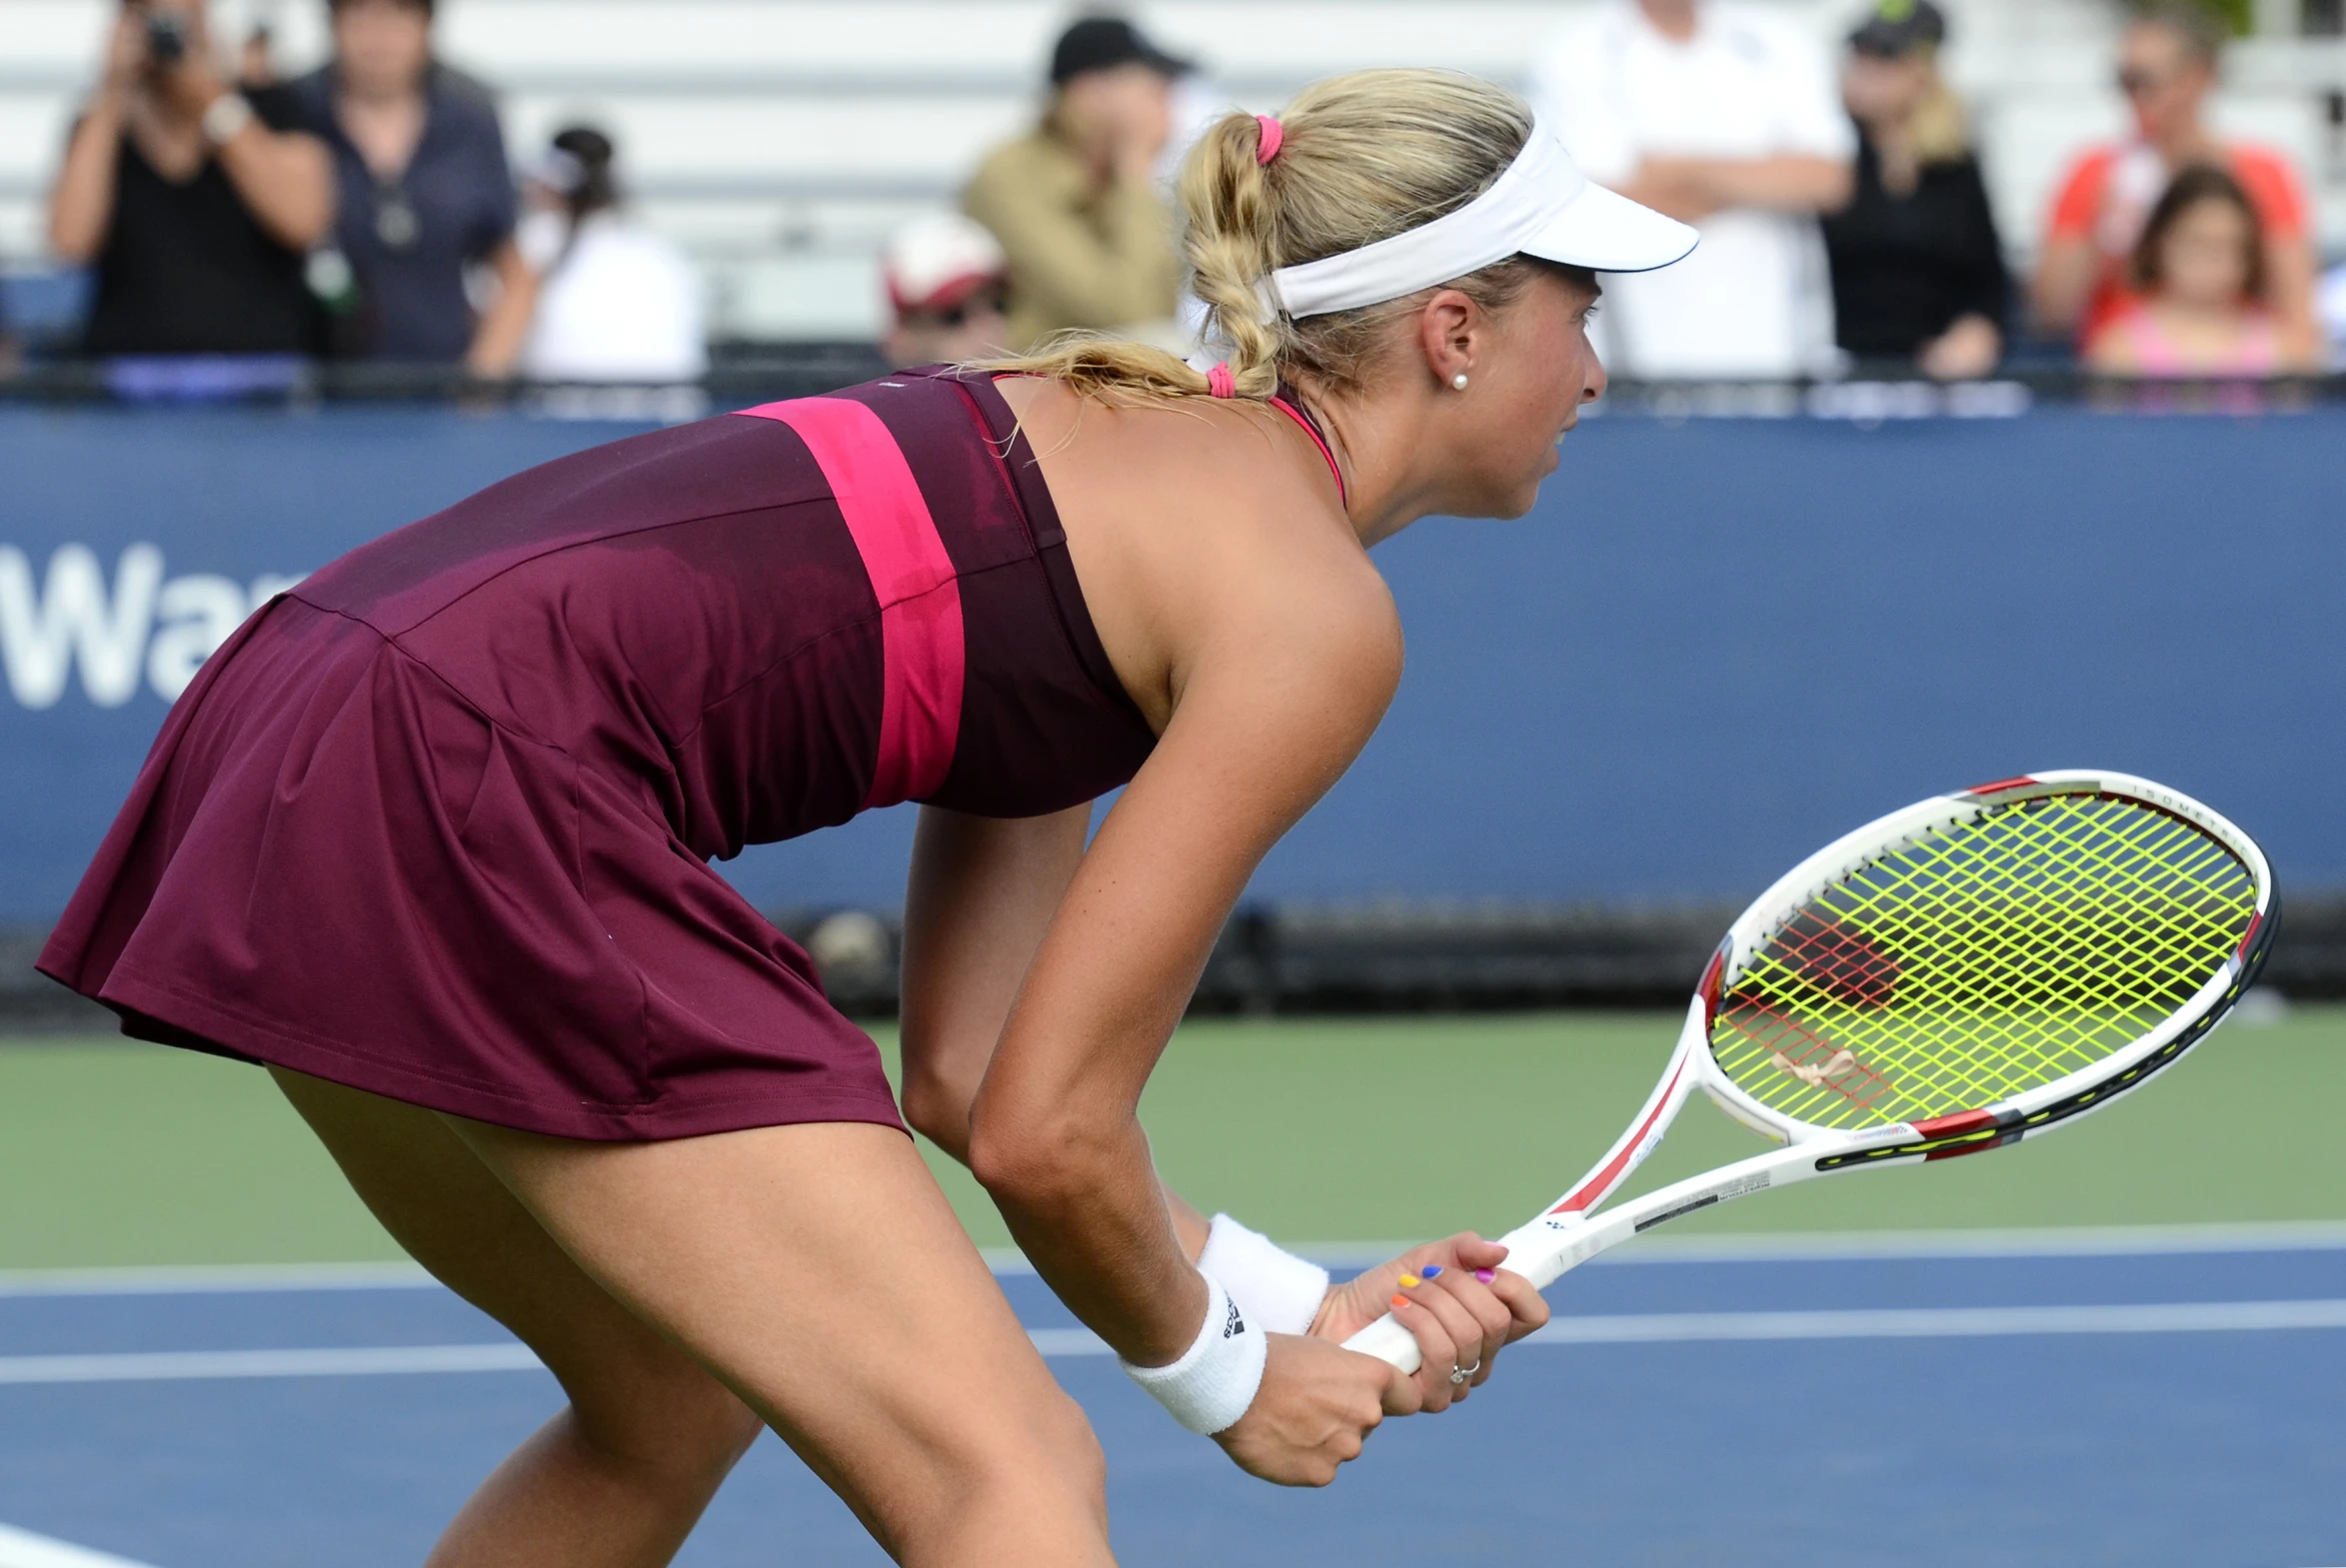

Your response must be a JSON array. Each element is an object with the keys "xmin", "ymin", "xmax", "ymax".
[{"xmin": 882, "ymin": 212, "xmax": 1009, "ymax": 318}]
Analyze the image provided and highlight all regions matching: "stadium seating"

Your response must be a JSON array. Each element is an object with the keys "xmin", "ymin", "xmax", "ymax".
[{"xmin": 0, "ymin": 0, "xmax": 2334, "ymax": 343}]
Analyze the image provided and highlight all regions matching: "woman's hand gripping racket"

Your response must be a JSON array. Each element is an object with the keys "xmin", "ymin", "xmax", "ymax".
[{"xmin": 1345, "ymin": 771, "xmax": 2277, "ymax": 1373}]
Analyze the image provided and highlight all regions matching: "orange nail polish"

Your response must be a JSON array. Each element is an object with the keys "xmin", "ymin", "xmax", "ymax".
[{"xmin": 1390, "ymin": 1294, "xmax": 1411, "ymax": 1310}]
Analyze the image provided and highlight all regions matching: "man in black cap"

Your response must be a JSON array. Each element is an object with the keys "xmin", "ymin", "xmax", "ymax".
[{"xmin": 963, "ymin": 14, "xmax": 1191, "ymax": 352}]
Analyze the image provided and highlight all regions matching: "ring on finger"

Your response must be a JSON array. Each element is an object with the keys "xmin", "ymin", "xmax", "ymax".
[{"xmin": 1448, "ymin": 1357, "xmax": 1480, "ymax": 1386}]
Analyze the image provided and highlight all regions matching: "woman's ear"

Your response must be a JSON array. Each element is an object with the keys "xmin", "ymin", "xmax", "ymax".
[{"xmin": 1415, "ymin": 289, "xmax": 1478, "ymax": 391}]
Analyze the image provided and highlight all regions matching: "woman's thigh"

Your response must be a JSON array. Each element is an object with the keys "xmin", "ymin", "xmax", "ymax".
[
  {"xmin": 269, "ymin": 1067, "xmax": 761, "ymax": 1474},
  {"xmin": 442, "ymin": 1113, "xmax": 1110, "ymax": 1560}
]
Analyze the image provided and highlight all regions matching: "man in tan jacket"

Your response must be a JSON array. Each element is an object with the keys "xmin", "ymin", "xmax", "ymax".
[{"xmin": 963, "ymin": 15, "xmax": 1186, "ymax": 352}]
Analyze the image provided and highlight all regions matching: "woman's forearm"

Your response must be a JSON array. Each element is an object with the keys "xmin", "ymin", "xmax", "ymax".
[
  {"xmin": 48, "ymin": 94, "xmax": 128, "ymax": 261},
  {"xmin": 1697, "ymin": 154, "xmax": 1853, "ymax": 215},
  {"xmin": 2264, "ymin": 234, "xmax": 2323, "ymax": 368},
  {"xmin": 972, "ymin": 1096, "xmax": 1209, "ymax": 1365},
  {"xmin": 2031, "ymin": 236, "xmax": 2098, "ymax": 335},
  {"xmin": 466, "ymin": 241, "xmax": 538, "ymax": 378},
  {"xmin": 213, "ymin": 118, "xmax": 335, "ymax": 251}
]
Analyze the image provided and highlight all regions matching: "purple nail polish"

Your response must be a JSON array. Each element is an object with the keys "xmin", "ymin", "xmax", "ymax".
[
  {"xmin": 1420, "ymin": 1265, "xmax": 1443, "ymax": 1278},
  {"xmin": 1474, "ymin": 1268, "xmax": 1496, "ymax": 1283}
]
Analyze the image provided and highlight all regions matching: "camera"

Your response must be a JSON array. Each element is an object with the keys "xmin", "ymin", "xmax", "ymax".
[{"xmin": 143, "ymin": 10, "xmax": 188, "ymax": 68}]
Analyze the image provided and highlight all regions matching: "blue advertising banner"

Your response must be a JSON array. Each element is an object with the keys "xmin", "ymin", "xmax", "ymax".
[{"xmin": 2, "ymin": 404, "xmax": 2340, "ymax": 923}]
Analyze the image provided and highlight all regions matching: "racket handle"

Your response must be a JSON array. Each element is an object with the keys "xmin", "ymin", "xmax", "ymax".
[
  {"xmin": 1339, "ymin": 1310, "xmax": 1423, "ymax": 1373},
  {"xmin": 1338, "ymin": 1223, "xmax": 1584, "ymax": 1373}
]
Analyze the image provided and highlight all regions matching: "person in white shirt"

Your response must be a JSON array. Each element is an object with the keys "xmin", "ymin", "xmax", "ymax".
[
  {"xmin": 1531, "ymin": 0, "xmax": 1854, "ymax": 380},
  {"xmin": 512, "ymin": 126, "xmax": 707, "ymax": 384}
]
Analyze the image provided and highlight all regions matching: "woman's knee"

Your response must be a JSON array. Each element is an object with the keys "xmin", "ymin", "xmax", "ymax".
[{"xmin": 562, "ymin": 1355, "xmax": 766, "ymax": 1494}]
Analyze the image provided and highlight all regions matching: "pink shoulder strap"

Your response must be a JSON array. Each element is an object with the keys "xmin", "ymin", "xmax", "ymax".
[{"xmin": 1266, "ymin": 395, "xmax": 1347, "ymax": 508}]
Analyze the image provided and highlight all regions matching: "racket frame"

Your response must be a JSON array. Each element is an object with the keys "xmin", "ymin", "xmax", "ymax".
[{"xmin": 1342, "ymin": 770, "xmax": 2276, "ymax": 1372}]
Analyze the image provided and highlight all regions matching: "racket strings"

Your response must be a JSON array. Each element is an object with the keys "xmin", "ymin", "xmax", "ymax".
[
  {"xmin": 1831, "ymin": 805, "xmax": 2232, "ymax": 1103},
  {"xmin": 1777, "ymin": 806, "xmax": 2232, "ymax": 1115},
  {"xmin": 1728, "ymin": 802, "xmax": 2241, "ymax": 1121},
  {"xmin": 1709, "ymin": 794, "xmax": 2255, "ymax": 1130}
]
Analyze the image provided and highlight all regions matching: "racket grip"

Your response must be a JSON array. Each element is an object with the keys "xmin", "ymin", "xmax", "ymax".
[{"xmin": 1339, "ymin": 1310, "xmax": 1423, "ymax": 1374}]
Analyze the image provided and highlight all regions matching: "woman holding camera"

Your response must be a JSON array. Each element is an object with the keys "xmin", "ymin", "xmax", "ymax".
[{"xmin": 48, "ymin": 0, "xmax": 334, "ymax": 356}]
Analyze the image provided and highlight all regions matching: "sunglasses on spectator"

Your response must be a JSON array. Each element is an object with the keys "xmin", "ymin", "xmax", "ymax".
[
  {"xmin": 903, "ymin": 289, "xmax": 1006, "ymax": 329},
  {"xmin": 2117, "ymin": 67, "xmax": 2185, "ymax": 96}
]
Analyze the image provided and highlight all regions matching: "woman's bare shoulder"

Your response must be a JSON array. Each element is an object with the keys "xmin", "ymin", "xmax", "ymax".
[{"xmin": 994, "ymin": 376, "xmax": 1396, "ymax": 726}]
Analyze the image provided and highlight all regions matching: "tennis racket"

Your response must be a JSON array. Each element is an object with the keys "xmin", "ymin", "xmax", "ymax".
[{"xmin": 1344, "ymin": 770, "xmax": 2277, "ymax": 1372}]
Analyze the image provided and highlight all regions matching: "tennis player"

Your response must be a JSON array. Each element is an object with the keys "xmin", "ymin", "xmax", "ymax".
[{"xmin": 41, "ymin": 68, "xmax": 1692, "ymax": 1567}]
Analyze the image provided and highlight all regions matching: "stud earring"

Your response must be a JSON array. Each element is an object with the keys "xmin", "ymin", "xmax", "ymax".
[{"xmin": 1451, "ymin": 373, "xmax": 1469, "ymax": 391}]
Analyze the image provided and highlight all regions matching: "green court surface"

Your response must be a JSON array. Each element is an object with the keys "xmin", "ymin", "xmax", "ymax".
[{"xmin": 0, "ymin": 1008, "xmax": 2338, "ymax": 1269}]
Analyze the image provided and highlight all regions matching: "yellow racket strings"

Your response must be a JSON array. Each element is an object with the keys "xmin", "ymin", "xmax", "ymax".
[{"xmin": 1710, "ymin": 794, "xmax": 2256, "ymax": 1130}]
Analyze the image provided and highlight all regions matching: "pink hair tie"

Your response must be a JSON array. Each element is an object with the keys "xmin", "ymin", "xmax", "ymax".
[
  {"xmin": 1205, "ymin": 362, "xmax": 1237, "ymax": 399},
  {"xmin": 1254, "ymin": 115, "xmax": 1284, "ymax": 167}
]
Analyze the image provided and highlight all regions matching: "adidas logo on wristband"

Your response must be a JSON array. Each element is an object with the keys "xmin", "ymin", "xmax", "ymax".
[{"xmin": 1119, "ymin": 1270, "xmax": 1267, "ymax": 1436}]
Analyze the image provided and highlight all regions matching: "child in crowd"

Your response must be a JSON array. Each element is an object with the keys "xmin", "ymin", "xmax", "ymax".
[{"xmin": 2086, "ymin": 164, "xmax": 2302, "ymax": 378}]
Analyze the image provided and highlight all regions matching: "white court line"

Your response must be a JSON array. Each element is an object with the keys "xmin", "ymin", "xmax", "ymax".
[
  {"xmin": 0, "ymin": 1344, "xmax": 543, "ymax": 1385},
  {"xmin": 1520, "ymin": 1298, "xmax": 2346, "ymax": 1345},
  {"xmin": 1015, "ymin": 1222, "xmax": 2346, "ymax": 1274},
  {"xmin": 1574, "ymin": 1220, "xmax": 2346, "ymax": 1266},
  {"xmin": 0, "ymin": 1521, "xmax": 158, "ymax": 1568},
  {"xmin": 3, "ymin": 1299, "xmax": 2344, "ymax": 1382},
  {"xmin": 1026, "ymin": 1298, "xmax": 2346, "ymax": 1356},
  {"xmin": 3, "ymin": 1222, "xmax": 2345, "ymax": 1298},
  {"xmin": 0, "ymin": 1263, "xmax": 434, "ymax": 1298}
]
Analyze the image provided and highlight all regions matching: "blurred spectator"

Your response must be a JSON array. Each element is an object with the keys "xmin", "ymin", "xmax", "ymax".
[
  {"xmin": 238, "ymin": 18, "xmax": 277, "ymax": 88},
  {"xmin": 2317, "ymin": 262, "xmax": 2346, "ymax": 367},
  {"xmin": 962, "ymin": 15, "xmax": 1185, "ymax": 353},
  {"xmin": 509, "ymin": 128, "xmax": 706, "ymax": 384},
  {"xmin": 2033, "ymin": 3, "xmax": 2317, "ymax": 362},
  {"xmin": 46, "ymin": 0, "xmax": 334, "ymax": 355},
  {"xmin": 291, "ymin": 0, "xmax": 529, "ymax": 368},
  {"xmin": 1821, "ymin": 0, "xmax": 2006, "ymax": 380},
  {"xmin": 880, "ymin": 212, "xmax": 1011, "ymax": 369},
  {"xmin": 1532, "ymin": 0, "xmax": 1854, "ymax": 380},
  {"xmin": 2084, "ymin": 165, "xmax": 2301, "ymax": 376}
]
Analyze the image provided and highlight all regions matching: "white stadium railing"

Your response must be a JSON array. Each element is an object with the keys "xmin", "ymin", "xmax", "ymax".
[{"xmin": 1, "ymin": 0, "xmax": 2337, "ymax": 341}]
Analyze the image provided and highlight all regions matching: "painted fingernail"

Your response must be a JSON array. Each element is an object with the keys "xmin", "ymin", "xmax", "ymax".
[
  {"xmin": 1390, "ymin": 1294, "xmax": 1411, "ymax": 1310},
  {"xmin": 1474, "ymin": 1268, "xmax": 1496, "ymax": 1283},
  {"xmin": 1420, "ymin": 1265, "xmax": 1443, "ymax": 1278},
  {"xmin": 1397, "ymin": 1273, "xmax": 1421, "ymax": 1288}
]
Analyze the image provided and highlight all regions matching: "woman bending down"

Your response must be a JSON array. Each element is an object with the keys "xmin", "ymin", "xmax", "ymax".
[{"xmin": 40, "ymin": 67, "xmax": 1693, "ymax": 1567}]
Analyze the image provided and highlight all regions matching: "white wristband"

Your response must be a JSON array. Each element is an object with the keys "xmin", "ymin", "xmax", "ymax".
[
  {"xmin": 1119, "ymin": 1270, "xmax": 1265, "ymax": 1435},
  {"xmin": 202, "ymin": 92, "xmax": 255, "ymax": 148},
  {"xmin": 1199, "ymin": 1214, "xmax": 1330, "ymax": 1337}
]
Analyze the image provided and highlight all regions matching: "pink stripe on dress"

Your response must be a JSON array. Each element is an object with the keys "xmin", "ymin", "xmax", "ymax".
[{"xmin": 737, "ymin": 398, "xmax": 965, "ymax": 807}]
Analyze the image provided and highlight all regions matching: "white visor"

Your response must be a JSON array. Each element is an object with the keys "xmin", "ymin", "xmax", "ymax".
[{"xmin": 1260, "ymin": 118, "xmax": 1697, "ymax": 321}]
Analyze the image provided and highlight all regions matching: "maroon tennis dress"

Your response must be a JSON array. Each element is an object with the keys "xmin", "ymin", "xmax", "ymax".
[{"xmin": 37, "ymin": 369, "xmax": 1166, "ymax": 1140}]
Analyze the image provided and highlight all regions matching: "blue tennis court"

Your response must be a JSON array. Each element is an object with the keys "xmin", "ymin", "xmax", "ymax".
[{"xmin": 0, "ymin": 1231, "xmax": 2339, "ymax": 1568}]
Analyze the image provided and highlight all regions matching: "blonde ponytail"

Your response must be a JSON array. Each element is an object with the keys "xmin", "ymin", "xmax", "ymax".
[
  {"xmin": 986, "ymin": 69, "xmax": 1547, "ymax": 405},
  {"xmin": 1907, "ymin": 51, "xmax": 1971, "ymax": 165}
]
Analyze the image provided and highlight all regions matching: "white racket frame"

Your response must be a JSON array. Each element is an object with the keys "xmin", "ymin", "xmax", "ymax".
[{"xmin": 1343, "ymin": 770, "xmax": 2276, "ymax": 1373}]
